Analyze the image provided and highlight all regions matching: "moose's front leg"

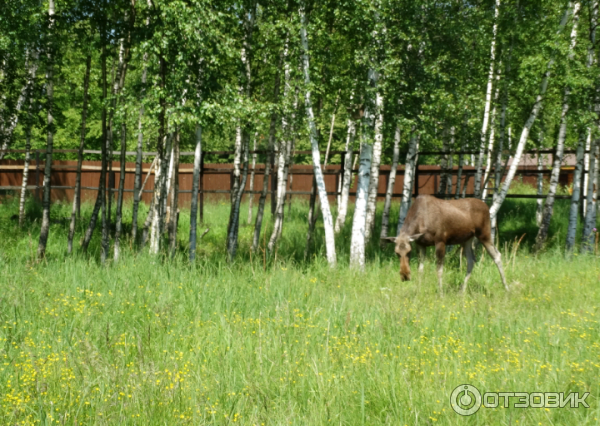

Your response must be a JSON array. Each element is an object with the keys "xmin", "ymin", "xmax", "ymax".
[
  {"xmin": 435, "ymin": 242, "xmax": 446, "ymax": 295},
  {"xmin": 417, "ymin": 244, "xmax": 426, "ymax": 274}
]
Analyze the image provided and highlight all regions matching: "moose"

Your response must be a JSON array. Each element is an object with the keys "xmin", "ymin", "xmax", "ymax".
[{"xmin": 382, "ymin": 195, "xmax": 509, "ymax": 295}]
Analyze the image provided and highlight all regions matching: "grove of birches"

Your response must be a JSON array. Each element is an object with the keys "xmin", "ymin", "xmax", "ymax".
[{"xmin": 1, "ymin": 0, "xmax": 599, "ymax": 267}]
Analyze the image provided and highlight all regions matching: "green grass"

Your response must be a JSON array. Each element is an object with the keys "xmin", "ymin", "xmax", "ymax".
[{"xmin": 0, "ymin": 194, "xmax": 599, "ymax": 425}]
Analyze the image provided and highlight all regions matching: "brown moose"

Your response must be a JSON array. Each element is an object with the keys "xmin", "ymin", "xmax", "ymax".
[{"xmin": 382, "ymin": 195, "xmax": 509, "ymax": 294}]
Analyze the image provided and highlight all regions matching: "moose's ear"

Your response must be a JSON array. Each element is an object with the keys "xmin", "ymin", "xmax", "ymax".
[
  {"xmin": 408, "ymin": 233, "xmax": 423, "ymax": 242},
  {"xmin": 381, "ymin": 237, "xmax": 397, "ymax": 244}
]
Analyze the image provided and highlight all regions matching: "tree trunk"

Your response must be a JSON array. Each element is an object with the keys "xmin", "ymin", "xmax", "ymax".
[
  {"xmin": 350, "ymin": 143, "xmax": 372, "ymax": 270},
  {"xmin": 474, "ymin": 0, "xmax": 500, "ymax": 198},
  {"xmin": 482, "ymin": 77, "xmax": 501, "ymax": 200},
  {"xmin": 364, "ymin": 92, "xmax": 384, "ymax": 241},
  {"xmin": 81, "ymin": 49, "xmax": 108, "ymax": 253},
  {"xmin": 113, "ymin": 123, "xmax": 127, "ymax": 262},
  {"xmin": 581, "ymin": 139, "xmax": 598, "ymax": 252},
  {"xmin": 18, "ymin": 102, "xmax": 34, "ymax": 228},
  {"xmin": 150, "ymin": 53, "xmax": 168, "ymax": 255},
  {"xmin": 300, "ymin": 4, "xmax": 336, "ymax": 266},
  {"xmin": 490, "ymin": 4, "xmax": 575, "ymax": 220},
  {"xmin": 380, "ymin": 124, "xmax": 400, "ymax": 239},
  {"xmin": 67, "ymin": 54, "xmax": 91, "ymax": 254},
  {"xmin": 168, "ymin": 131, "xmax": 180, "ymax": 257},
  {"xmin": 227, "ymin": 131, "xmax": 249, "ymax": 261},
  {"xmin": 252, "ymin": 64, "xmax": 280, "ymax": 252},
  {"xmin": 189, "ymin": 125, "xmax": 203, "ymax": 262},
  {"xmin": 397, "ymin": 130, "xmax": 419, "ymax": 234},
  {"xmin": 37, "ymin": 0, "xmax": 55, "ymax": 260},
  {"xmin": 535, "ymin": 7, "xmax": 582, "ymax": 249},
  {"xmin": 583, "ymin": 131, "xmax": 592, "ymax": 217},
  {"xmin": 535, "ymin": 149, "xmax": 544, "ymax": 227},
  {"xmin": 132, "ymin": 52, "xmax": 148, "ymax": 242},
  {"xmin": 247, "ymin": 132, "xmax": 258, "ymax": 224},
  {"xmin": 334, "ymin": 119, "xmax": 356, "ymax": 233},
  {"xmin": 566, "ymin": 137, "xmax": 585, "ymax": 254},
  {"xmin": 0, "ymin": 51, "xmax": 39, "ymax": 159},
  {"xmin": 268, "ymin": 49, "xmax": 298, "ymax": 252},
  {"xmin": 438, "ymin": 126, "xmax": 450, "ymax": 197}
]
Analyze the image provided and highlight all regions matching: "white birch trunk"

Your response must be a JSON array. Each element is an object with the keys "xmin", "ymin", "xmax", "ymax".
[
  {"xmin": 247, "ymin": 132, "xmax": 258, "ymax": 224},
  {"xmin": 364, "ymin": 92, "xmax": 384, "ymax": 241},
  {"xmin": 18, "ymin": 106, "xmax": 34, "ymax": 228},
  {"xmin": 350, "ymin": 143, "xmax": 372, "ymax": 270},
  {"xmin": 583, "ymin": 130, "xmax": 591, "ymax": 216},
  {"xmin": 334, "ymin": 119, "xmax": 356, "ymax": 233},
  {"xmin": 379, "ymin": 124, "xmax": 401, "ymax": 239},
  {"xmin": 37, "ymin": 0, "xmax": 55, "ymax": 259},
  {"xmin": 474, "ymin": 0, "xmax": 500, "ymax": 198},
  {"xmin": 300, "ymin": 5, "xmax": 336, "ymax": 266},
  {"xmin": 397, "ymin": 131, "xmax": 419, "ymax": 234},
  {"xmin": 535, "ymin": 150, "xmax": 544, "ymax": 227},
  {"xmin": 490, "ymin": 3, "xmax": 575, "ymax": 220},
  {"xmin": 0, "ymin": 52, "xmax": 39, "ymax": 159},
  {"xmin": 482, "ymin": 75, "xmax": 501, "ymax": 200},
  {"xmin": 189, "ymin": 125, "xmax": 202, "ymax": 262}
]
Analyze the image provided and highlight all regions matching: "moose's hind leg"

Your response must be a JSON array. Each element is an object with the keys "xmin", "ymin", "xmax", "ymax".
[
  {"xmin": 435, "ymin": 242, "xmax": 446, "ymax": 296},
  {"xmin": 481, "ymin": 240, "xmax": 509, "ymax": 291},
  {"xmin": 460, "ymin": 237, "xmax": 475, "ymax": 293}
]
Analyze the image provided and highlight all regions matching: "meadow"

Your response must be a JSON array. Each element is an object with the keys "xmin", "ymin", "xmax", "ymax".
[{"xmin": 0, "ymin": 191, "xmax": 599, "ymax": 425}]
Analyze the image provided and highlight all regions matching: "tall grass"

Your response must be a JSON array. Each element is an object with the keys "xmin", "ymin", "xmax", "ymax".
[{"xmin": 0, "ymin": 194, "xmax": 598, "ymax": 425}]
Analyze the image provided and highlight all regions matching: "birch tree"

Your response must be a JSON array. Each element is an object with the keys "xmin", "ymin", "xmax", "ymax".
[
  {"xmin": 364, "ymin": 90, "xmax": 384, "ymax": 242},
  {"xmin": 132, "ymin": 51, "xmax": 148, "ymax": 242},
  {"xmin": 67, "ymin": 55, "xmax": 91, "ymax": 254},
  {"xmin": 334, "ymin": 119, "xmax": 356, "ymax": 233},
  {"xmin": 350, "ymin": 143, "xmax": 372, "ymax": 270},
  {"xmin": 581, "ymin": 139, "xmax": 598, "ymax": 252},
  {"xmin": 489, "ymin": 3, "xmax": 576, "ymax": 220},
  {"xmin": 300, "ymin": 3, "xmax": 336, "ymax": 266},
  {"xmin": 37, "ymin": 0, "xmax": 56, "ymax": 259},
  {"xmin": 189, "ymin": 125, "xmax": 203, "ymax": 262},
  {"xmin": 397, "ymin": 130, "xmax": 419, "ymax": 234},
  {"xmin": 535, "ymin": 4, "xmax": 581, "ymax": 250},
  {"xmin": 379, "ymin": 124, "xmax": 400, "ymax": 239},
  {"xmin": 566, "ymin": 138, "xmax": 585, "ymax": 254},
  {"xmin": 474, "ymin": 0, "xmax": 500, "ymax": 199}
]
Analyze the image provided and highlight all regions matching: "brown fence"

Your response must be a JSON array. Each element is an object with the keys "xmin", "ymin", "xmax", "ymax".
[{"xmin": 0, "ymin": 149, "xmax": 579, "ymax": 219}]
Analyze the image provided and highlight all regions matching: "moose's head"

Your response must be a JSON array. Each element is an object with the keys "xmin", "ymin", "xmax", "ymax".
[{"xmin": 382, "ymin": 233, "xmax": 423, "ymax": 281}]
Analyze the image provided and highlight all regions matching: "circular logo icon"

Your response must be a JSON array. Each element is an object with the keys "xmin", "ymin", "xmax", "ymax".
[{"xmin": 450, "ymin": 384, "xmax": 482, "ymax": 416}]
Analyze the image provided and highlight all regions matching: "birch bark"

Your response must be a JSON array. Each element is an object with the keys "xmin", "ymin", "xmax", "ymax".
[
  {"xmin": 0, "ymin": 52, "xmax": 39, "ymax": 159},
  {"xmin": 582, "ymin": 139, "xmax": 598, "ymax": 252},
  {"xmin": 482, "ymin": 78, "xmax": 501, "ymax": 200},
  {"xmin": 566, "ymin": 138, "xmax": 585, "ymax": 254},
  {"xmin": 81, "ymin": 48, "xmax": 108, "ymax": 253},
  {"xmin": 113, "ymin": 123, "xmax": 127, "ymax": 262},
  {"xmin": 67, "ymin": 55, "xmax": 91, "ymax": 253},
  {"xmin": 37, "ymin": 0, "xmax": 55, "ymax": 259},
  {"xmin": 300, "ymin": 4, "xmax": 336, "ymax": 265},
  {"xmin": 189, "ymin": 125, "xmax": 203, "ymax": 262},
  {"xmin": 334, "ymin": 119, "xmax": 356, "ymax": 233},
  {"xmin": 132, "ymin": 51, "xmax": 148, "ymax": 242},
  {"xmin": 364, "ymin": 91, "xmax": 384, "ymax": 241},
  {"xmin": 380, "ymin": 124, "xmax": 400, "ymax": 240},
  {"xmin": 535, "ymin": 149, "xmax": 544, "ymax": 227},
  {"xmin": 489, "ymin": 4, "xmax": 575, "ymax": 220},
  {"xmin": 168, "ymin": 131, "xmax": 180, "ymax": 256},
  {"xmin": 247, "ymin": 132, "xmax": 258, "ymax": 224},
  {"xmin": 474, "ymin": 0, "xmax": 500, "ymax": 198},
  {"xmin": 350, "ymin": 143, "xmax": 372, "ymax": 270},
  {"xmin": 18, "ymin": 98, "xmax": 34, "ymax": 228},
  {"xmin": 535, "ymin": 4, "xmax": 581, "ymax": 249},
  {"xmin": 252, "ymin": 62, "xmax": 280, "ymax": 252},
  {"xmin": 397, "ymin": 131, "xmax": 419, "ymax": 234},
  {"xmin": 227, "ymin": 5, "xmax": 255, "ymax": 261}
]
